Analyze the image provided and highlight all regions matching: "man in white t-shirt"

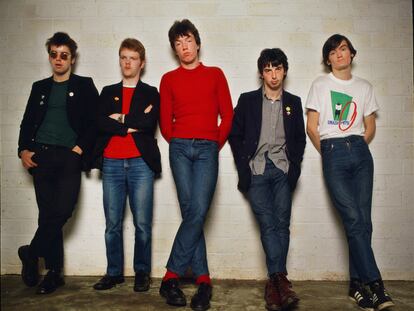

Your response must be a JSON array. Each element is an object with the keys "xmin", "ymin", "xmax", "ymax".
[{"xmin": 306, "ymin": 34, "xmax": 394, "ymax": 311}]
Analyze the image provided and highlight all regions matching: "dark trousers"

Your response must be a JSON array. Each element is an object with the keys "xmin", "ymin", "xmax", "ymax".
[{"xmin": 29, "ymin": 144, "xmax": 81, "ymax": 271}]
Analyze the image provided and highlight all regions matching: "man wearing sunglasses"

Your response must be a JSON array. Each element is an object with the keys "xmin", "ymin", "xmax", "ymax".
[{"xmin": 17, "ymin": 32, "xmax": 99, "ymax": 294}]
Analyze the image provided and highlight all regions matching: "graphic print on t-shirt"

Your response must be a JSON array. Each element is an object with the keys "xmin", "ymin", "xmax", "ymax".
[{"xmin": 328, "ymin": 90, "xmax": 357, "ymax": 131}]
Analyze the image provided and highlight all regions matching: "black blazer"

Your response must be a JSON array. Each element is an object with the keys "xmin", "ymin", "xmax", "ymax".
[
  {"xmin": 228, "ymin": 88, "xmax": 306, "ymax": 193},
  {"xmin": 92, "ymin": 80, "xmax": 161, "ymax": 175},
  {"xmin": 18, "ymin": 74, "xmax": 99, "ymax": 170}
]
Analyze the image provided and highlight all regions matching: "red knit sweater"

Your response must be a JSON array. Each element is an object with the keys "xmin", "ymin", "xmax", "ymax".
[{"xmin": 159, "ymin": 63, "xmax": 233, "ymax": 148}]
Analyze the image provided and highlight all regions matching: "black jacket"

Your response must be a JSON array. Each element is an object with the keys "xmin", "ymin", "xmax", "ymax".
[
  {"xmin": 18, "ymin": 74, "xmax": 99, "ymax": 170},
  {"xmin": 92, "ymin": 80, "xmax": 161, "ymax": 175},
  {"xmin": 228, "ymin": 88, "xmax": 306, "ymax": 193}
]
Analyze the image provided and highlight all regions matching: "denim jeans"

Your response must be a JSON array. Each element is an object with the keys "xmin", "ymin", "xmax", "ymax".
[
  {"xmin": 102, "ymin": 157, "xmax": 154, "ymax": 276},
  {"xmin": 321, "ymin": 135, "xmax": 381, "ymax": 283},
  {"xmin": 247, "ymin": 158, "xmax": 292, "ymax": 275},
  {"xmin": 167, "ymin": 138, "xmax": 218, "ymax": 277}
]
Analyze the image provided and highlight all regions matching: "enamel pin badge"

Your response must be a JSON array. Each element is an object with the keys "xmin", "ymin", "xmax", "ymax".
[{"xmin": 286, "ymin": 106, "xmax": 291, "ymax": 116}]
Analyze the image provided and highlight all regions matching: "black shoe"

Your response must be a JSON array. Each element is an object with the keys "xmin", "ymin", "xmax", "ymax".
[
  {"xmin": 369, "ymin": 280, "xmax": 394, "ymax": 310},
  {"xmin": 159, "ymin": 278, "xmax": 186, "ymax": 306},
  {"xmin": 190, "ymin": 283, "xmax": 212, "ymax": 311},
  {"xmin": 134, "ymin": 271, "xmax": 150, "ymax": 292},
  {"xmin": 349, "ymin": 280, "xmax": 374, "ymax": 311},
  {"xmin": 18, "ymin": 245, "xmax": 39, "ymax": 287},
  {"xmin": 93, "ymin": 274, "xmax": 124, "ymax": 290},
  {"xmin": 36, "ymin": 270, "xmax": 65, "ymax": 295}
]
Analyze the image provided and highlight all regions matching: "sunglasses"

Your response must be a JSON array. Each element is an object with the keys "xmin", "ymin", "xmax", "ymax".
[{"xmin": 49, "ymin": 51, "xmax": 71, "ymax": 60}]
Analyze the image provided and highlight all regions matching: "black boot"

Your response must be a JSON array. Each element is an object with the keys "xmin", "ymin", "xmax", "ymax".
[
  {"xmin": 36, "ymin": 270, "xmax": 65, "ymax": 294},
  {"xmin": 93, "ymin": 275, "xmax": 124, "ymax": 290},
  {"xmin": 134, "ymin": 271, "xmax": 151, "ymax": 292},
  {"xmin": 18, "ymin": 245, "xmax": 39, "ymax": 287},
  {"xmin": 190, "ymin": 283, "xmax": 212, "ymax": 311},
  {"xmin": 160, "ymin": 278, "xmax": 186, "ymax": 306}
]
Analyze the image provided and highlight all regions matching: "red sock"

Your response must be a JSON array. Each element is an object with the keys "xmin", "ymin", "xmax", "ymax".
[
  {"xmin": 163, "ymin": 270, "xmax": 179, "ymax": 281},
  {"xmin": 196, "ymin": 274, "xmax": 211, "ymax": 285}
]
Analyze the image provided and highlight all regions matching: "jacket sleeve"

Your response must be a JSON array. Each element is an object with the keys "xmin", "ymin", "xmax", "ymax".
[
  {"xmin": 96, "ymin": 87, "xmax": 128, "ymax": 136},
  {"xmin": 18, "ymin": 82, "xmax": 37, "ymax": 156},
  {"xmin": 291, "ymin": 98, "xmax": 306, "ymax": 166},
  {"xmin": 123, "ymin": 88, "xmax": 160, "ymax": 134},
  {"xmin": 285, "ymin": 96, "xmax": 306, "ymax": 191},
  {"xmin": 75, "ymin": 78, "xmax": 100, "ymax": 153}
]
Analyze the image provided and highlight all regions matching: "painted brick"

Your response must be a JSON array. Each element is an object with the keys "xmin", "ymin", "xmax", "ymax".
[{"xmin": 0, "ymin": 0, "xmax": 412, "ymax": 281}]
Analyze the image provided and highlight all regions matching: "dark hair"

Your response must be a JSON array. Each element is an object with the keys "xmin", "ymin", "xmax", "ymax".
[
  {"xmin": 45, "ymin": 32, "xmax": 78, "ymax": 57},
  {"xmin": 168, "ymin": 19, "xmax": 201, "ymax": 51},
  {"xmin": 257, "ymin": 48, "xmax": 289, "ymax": 77},
  {"xmin": 119, "ymin": 38, "xmax": 146, "ymax": 61},
  {"xmin": 322, "ymin": 34, "xmax": 357, "ymax": 70}
]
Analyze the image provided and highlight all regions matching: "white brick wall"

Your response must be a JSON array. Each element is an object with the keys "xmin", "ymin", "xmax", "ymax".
[{"xmin": 1, "ymin": 0, "xmax": 413, "ymax": 280}]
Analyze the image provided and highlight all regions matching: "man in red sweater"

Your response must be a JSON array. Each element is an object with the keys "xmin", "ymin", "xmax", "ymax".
[{"xmin": 159, "ymin": 19, "xmax": 233, "ymax": 311}]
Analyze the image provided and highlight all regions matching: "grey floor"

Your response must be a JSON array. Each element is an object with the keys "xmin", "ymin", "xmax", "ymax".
[{"xmin": 1, "ymin": 275, "xmax": 413, "ymax": 311}]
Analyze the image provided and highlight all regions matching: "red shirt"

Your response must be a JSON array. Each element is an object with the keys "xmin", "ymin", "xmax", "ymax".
[
  {"xmin": 159, "ymin": 63, "xmax": 233, "ymax": 148},
  {"xmin": 103, "ymin": 86, "xmax": 141, "ymax": 159}
]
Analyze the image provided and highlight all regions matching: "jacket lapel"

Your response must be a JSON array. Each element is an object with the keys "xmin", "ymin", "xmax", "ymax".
[
  {"xmin": 112, "ymin": 82, "xmax": 123, "ymax": 113},
  {"xmin": 36, "ymin": 77, "xmax": 53, "ymax": 124},
  {"xmin": 252, "ymin": 87, "xmax": 263, "ymax": 137},
  {"xmin": 66, "ymin": 74, "xmax": 77, "ymax": 113},
  {"xmin": 130, "ymin": 80, "xmax": 142, "ymax": 110},
  {"xmin": 282, "ymin": 91, "xmax": 291, "ymax": 134},
  {"xmin": 64, "ymin": 74, "xmax": 82, "ymax": 126},
  {"xmin": 40, "ymin": 77, "xmax": 54, "ymax": 107}
]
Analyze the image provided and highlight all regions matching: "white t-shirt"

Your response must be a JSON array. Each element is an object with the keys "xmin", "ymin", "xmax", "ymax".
[{"xmin": 305, "ymin": 73, "xmax": 379, "ymax": 140}]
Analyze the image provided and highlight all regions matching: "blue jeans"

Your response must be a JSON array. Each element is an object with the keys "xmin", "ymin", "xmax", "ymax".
[
  {"xmin": 102, "ymin": 157, "xmax": 154, "ymax": 276},
  {"xmin": 321, "ymin": 135, "xmax": 381, "ymax": 283},
  {"xmin": 247, "ymin": 158, "xmax": 292, "ymax": 275},
  {"xmin": 167, "ymin": 138, "xmax": 218, "ymax": 277}
]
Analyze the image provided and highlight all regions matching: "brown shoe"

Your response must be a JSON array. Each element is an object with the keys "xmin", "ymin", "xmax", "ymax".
[
  {"xmin": 265, "ymin": 278, "xmax": 282, "ymax": 311},
  {"xmin": 275, "ymin": 273, "xmax": 299, "ymax": 308}
]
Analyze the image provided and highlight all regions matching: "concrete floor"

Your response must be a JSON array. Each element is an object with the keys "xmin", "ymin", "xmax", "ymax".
[{"xmin": 1, "ymin": 275, "xmax": 413, "ymax": 311}]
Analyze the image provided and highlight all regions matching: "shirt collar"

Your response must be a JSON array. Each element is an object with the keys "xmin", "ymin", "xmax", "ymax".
[{"xmin": 262, "ymin": 87, "xmax": 283, "ymax": 103}]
